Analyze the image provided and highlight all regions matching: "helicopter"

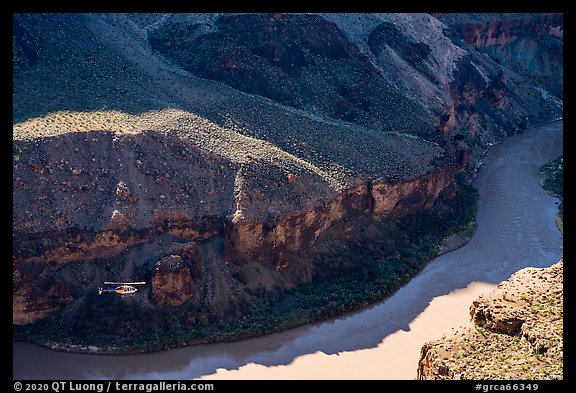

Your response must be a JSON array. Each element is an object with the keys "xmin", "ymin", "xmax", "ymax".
[{"xmin": 98, "ymin": 281, "xmax": 146, "ymax": 295}]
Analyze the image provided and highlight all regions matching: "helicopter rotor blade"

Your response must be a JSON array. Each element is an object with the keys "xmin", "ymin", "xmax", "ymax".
[{"xmin": 103, "ymin": 281, "xmax": 146, "ymax": 285}]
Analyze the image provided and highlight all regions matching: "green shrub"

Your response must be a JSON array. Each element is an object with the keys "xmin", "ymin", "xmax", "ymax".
[{"xmin": 540, "ymin": 155, "xmax": 563, "ymax": 219}]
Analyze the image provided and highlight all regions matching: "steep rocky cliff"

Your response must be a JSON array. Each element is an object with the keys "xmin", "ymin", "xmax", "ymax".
[
  {"xmin": 13, "ymin": 13, "xmax": 562, "ymax": 350},
  {"xmin": 437, "ymin": 13, "xmax": 563, "ymax": 100},
  {"xmin": 417, "ymin": 259, "xmax": 563, "ymax": 380}
]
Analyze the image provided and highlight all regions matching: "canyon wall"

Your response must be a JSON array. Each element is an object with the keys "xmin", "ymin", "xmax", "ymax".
[
  {"xmin": 13, "ymin": 127, "xmax": 459, "ymax": 323},
  {"xmin": 13, "ymin": 13, "xmax": 562, "ymax": 344},
  {"xmin": 438, "ymin": 13, "xmax": 563, "ymax": 100}
]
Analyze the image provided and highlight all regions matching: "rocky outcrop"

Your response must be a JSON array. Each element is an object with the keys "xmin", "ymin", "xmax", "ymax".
[
  {"xmin": 225, "ymin": 164, "xmax": 457, "ymax": 271},
  {"xmin": 148, "ymin": 13, "xmax": 437, "ymax": 137},
  {"xmin": 225, "ymin": 180, "xmax": 371, "ymax": 270},
  {"xmin": 438, "ymin": 13, "xmax": 563, "ymax": 100},
  {"xmin": 439, "ymin": 14, "xmax": 562, "ymax": 48},
  {"xmin": 12, "ymin": 13, "xmax": 562, "ymax": 348},
  {"xmin": 151, "ymin": 255, "xmax": 197, "ymax": 306},
  {"xmin": 371, "ymin": 165, "xmax": 456, "ymax": 219},
  {"xmin": 13, "ymin": 262, "xmax": 73, "ymax": 324},
  {"xmin": 12, "ymin": 125, "xmax": 454, "ymax": 324},
  {"xmin": 417, "ymin": 258, "xmax": 563, "ymax": 380}
]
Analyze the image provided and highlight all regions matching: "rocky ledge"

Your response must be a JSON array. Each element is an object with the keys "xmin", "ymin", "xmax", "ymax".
[
  {"xmin": 12, "ymin": 13, "xmax": 562, "ymax": 350},
  {"xmin": 417, "ymin": 258, "xmax": 563, "ymax": 380}
]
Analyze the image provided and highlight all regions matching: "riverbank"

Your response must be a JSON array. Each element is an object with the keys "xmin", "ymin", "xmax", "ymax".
[
  {"xmin": 13, "ymin": 177, "xmax": 479, "ymax": 355},
  {"xmin": 540, "ymin": 155, "xmax": 563, "ymax": 234},
  {"xmin": 418, "ymin": 259, "xmax": 563, "ymax": 380},
  {"xmin": 203, "ymin": 120, "xmax": 564, "ymax": 380},
  {"xmin": 13, "ymin": 121, "xmax": 563, "ymax": 379}
]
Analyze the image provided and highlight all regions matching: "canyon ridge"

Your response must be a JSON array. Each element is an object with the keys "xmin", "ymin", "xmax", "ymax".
[{"xmin": 13, "ymin": 13, "xmax": 562, "ymax": 352}]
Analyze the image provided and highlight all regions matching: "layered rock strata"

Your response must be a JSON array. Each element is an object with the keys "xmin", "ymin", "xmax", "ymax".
[
  {"xmin": 13, "ymin": 13, "xmax": 562, "ymax": 336},
  {"xmin": 417, "ymin": 259, "xmax": 563, "ymax": 380}
]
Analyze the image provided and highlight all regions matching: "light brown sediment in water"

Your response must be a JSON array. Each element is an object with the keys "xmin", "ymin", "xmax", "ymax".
[
  {"xmin": 200, "ymin": 282, "xmax": 496, "ymax": 379},
  {"xmin": 13, "ymin": 122, "xmax": 563, "ymax": 380}
]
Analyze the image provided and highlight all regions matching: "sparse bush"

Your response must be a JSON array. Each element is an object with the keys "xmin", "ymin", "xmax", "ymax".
[{"xmin": 540, "ymin": 155, "xmax": 563, "ymax": 221}]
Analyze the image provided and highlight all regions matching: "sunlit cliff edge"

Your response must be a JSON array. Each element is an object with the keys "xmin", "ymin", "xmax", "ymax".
[
  {"xmin": 417, "ymin": 258, "xmax": 563, "ymax": 380},
  {"xmin": 13, "ymin": 12, "xmax": 562, "ymax": 352}
]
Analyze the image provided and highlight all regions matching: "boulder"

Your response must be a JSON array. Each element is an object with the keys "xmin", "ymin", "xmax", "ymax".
[
  {"xmin": 417, "ymin": 259, "xmax": 563, "ymax": 380},
  {"xmin": 151, "ymin": 255, "xmax": 197, "ymax": 306}
]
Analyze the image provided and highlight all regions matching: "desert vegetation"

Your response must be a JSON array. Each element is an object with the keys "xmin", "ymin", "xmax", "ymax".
[
  {"xmin": 418, "ymin": 260, "xmax": 563, "ymax": 380},
  {"xmin": 13, "ymin": 13, "xmax": 561, "ymax": 355},
  {"xmin": 540, "ymin": 155, "xmax": 563, "ymax": 230},
  {"xmin": 14, "ymin": 177, "xmax": 478, "ymax": 352}
]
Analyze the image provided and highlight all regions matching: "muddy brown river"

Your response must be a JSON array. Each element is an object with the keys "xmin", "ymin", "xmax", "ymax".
[{"xmin": 13, "ymin": 121, "xmax": 563, "ymax": 380}]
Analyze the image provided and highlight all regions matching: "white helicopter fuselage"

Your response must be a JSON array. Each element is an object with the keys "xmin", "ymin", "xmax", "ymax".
[{"xmin": 98, "ymin": 281, "xmax": 145, "ymax": 295}]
